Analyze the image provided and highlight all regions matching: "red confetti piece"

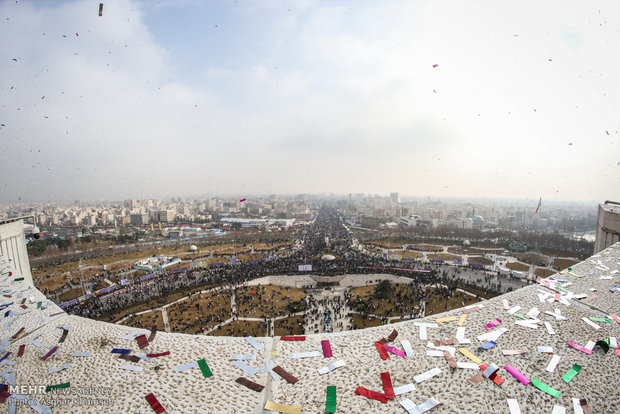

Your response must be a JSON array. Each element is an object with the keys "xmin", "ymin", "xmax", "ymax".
[
  {"xmin": 381, "ymin": 372, "xmax": 395, "ymax": 399},
  {"xmin": 41, "ymin": 346, "xmax": 59, "ymax": 360},
  {"xmin": 236, "ymin": 377, "xmax": 264, "ymax": 392},
  {"xmin": 144, "ymin": 393, "xmax": 165, "ymax": 414},
  {"xmin": 0, "ymin": 384, "xmax": 11, "ymax": 403},
  {"xmin": 355, "ymin": 386, "xmax": 388, "ymax": 403},
  {"xmin": 11, "ymin": 327, "xmax": 25, "ymax": 341},
  {"xmin": 272, "ymin": 366, "xmax": 299, "ymax": 384},
  {"xmin": 280, "ymin": 336, "xmax": 305, "ymax": 341},
  {"xmin": 136, "ymin": 334, "xmax": 149, "ymax": 349},
  {"xmin": 146, "ymin": 351, "xmax": 170, "ymax": 358},
  {"xmin": 374, "ymin": 341, "xmax": 389, "ymax": 360}
]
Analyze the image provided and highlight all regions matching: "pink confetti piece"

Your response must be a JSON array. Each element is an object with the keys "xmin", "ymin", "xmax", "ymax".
[
  {"xmin": 568, "ymin": 341, "xmax": 592, "ymax": 355},
  {"xmin": 321, "ymin": 340, "xmax": 333, "ymax": 358},
  {"xmin": 484, "ymin": 319, "xmax": 502, "ymax": 330},
  {"xmin": 384, "ymin": 345, "xmax": 406, "ymax": 358}
]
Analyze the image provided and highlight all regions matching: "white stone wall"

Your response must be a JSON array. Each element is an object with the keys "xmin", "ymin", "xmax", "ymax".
[{"xmin": 1, "ymin": 243, "xmax": 619, "ymax": 413}]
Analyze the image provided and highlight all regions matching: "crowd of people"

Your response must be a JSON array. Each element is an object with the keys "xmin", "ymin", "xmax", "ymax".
[
  {"xmin": 303, "ymin": 290, "xmax": 350, "ymax": 334},
  {"xmin": 65, "ymin": 205, "xmax": 523, "ymax": 327}
]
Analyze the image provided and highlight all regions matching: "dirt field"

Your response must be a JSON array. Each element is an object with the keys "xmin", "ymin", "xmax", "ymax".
[
  {"xmin": 274, "ymin": 315, "xmax": 305, "ymax": 336},
  {"xmin": 209, "ymin": 320, "xmax": 266, "ymax": 337},
  {"xmin": 34, "ymin": 274, "xmax": 68, "ymax": 292},
  {"xmin": 455, "ymin": 286, "xmax": 498, "ymax": 300},
  {"xmin": 352, "ymin": 313, "xmax": 382, "ymax": 329},
  {"xmin": 411, "ymin": 244, "xmax": 444, "ymax": 252},
  {"xmin": 237, "ymin": 253, "xmax": 269, "ymax": 261},
  {"xmin": 215, "ymin": 247, "xmax": 251, "ymax": 255},
  {"xmin": 535, "ymin": 268, "xmax": 556, "ymax": 278},
  {"xmin": 515, "ymin": 253, "xmax": 549, "ymax": 267},
  {"xmin": 448, "ymin": 247, "xmax": 505, "ymax": 255},
  {"xmin": 506, "ymin": 262, "xmax": 530, "ymax": 272},
  {"xmin": 424, "ymin": 287, "xmax": 480, "ymax": 315},
  {"xmin": 372, "ymin": 249, "xmax": 423, "ymax": 260},
  {"xmin": 553, "ymin": 258, "xmax": 579, "ymax": 271},
  {"xmin": 349, "ymin": 283, "xmax": 424, "ymax": 317},
  {"xmin": 119, "ymin": 310, "xmax": 165, "ymax": 331},
  {"xmin": 167, "ymin": 290, "xmax": 232, "ymax": 334},
  {"xmin": 235, "ymin": 285, "xmax": 306, "ymax": 318},
  {"xmin": 428, "ymin": 253, "xmax": 460, "ymax": 261},
  {"xmin": 32, "ymin": 241, "xmax": 275, "ymax": 279},
  {"xmin": 400, "ymin": 251, "xmax": 423, "ymax": 259},
  {"xmin": 58, "ymin": 288, "xmax": 83, "ymax": 302},
  {"xmin": 101, "ymin": 283, "xmax": 219, "ymax": 323},
  {"xmin": 467, "ymin": 256, "xmax": 493, "ymax": 266}
]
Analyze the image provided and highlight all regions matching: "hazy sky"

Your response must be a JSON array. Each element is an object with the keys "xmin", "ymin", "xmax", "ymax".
[{"xmin": 1, "ymin": 0, "xmax": 618, "ymax": 202}]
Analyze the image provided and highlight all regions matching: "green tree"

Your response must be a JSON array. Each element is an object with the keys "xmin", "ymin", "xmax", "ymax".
[{"xmin": 374, "ymin": 280, "xmax": 393, "ymax": 300}]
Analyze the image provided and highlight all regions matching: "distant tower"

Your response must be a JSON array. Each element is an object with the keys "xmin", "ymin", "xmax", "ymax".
[
  {"xmin": 472, "ymin": 207, "xmax": 476, "ymax": 219},
  {"xmin": 390, "ymin": 192, "xmax": 400, "ymax": 204}
]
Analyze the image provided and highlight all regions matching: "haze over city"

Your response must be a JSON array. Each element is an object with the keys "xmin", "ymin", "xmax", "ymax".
[{"xmin": 1, "ymin": 0, "xmax": 619, "ymax": 203}]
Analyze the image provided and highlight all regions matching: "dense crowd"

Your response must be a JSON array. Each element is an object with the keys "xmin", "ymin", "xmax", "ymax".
[{"xmin": 65, "ymin": 205, "xmax": 525, "ymax": 321}]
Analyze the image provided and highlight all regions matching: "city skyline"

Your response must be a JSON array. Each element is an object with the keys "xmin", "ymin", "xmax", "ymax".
[{"xmin": 1, "ymin": 0, "xmax": 619, "ymax": 203}]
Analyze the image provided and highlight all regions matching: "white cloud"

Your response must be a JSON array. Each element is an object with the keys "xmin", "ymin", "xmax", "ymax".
[{"xmin": 0, "ymin": 0, "xmax": 618, "ymax": 201}]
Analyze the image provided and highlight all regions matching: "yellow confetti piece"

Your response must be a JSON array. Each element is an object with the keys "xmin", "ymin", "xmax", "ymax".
[
  {"xmin": 271, "ymin": 350, "xmax": 278, "ymax": 355},
  {"xmin": 457, "ymin": 314, "xmax": 467, "ymax": 326},
  {"xmin": 265, "ymin": 401, "xmax": 302, "ymax": 414},
  {"xmin": 435, "ymin": 316, "xmax": 457, "ymax": 323},
  {"xmin": 568, "ymin": 271, "xmax": 583, "ymax": 278},
  {"xmin": 459, "ymin": 348, "xmax": 482, "ymax": 364}
]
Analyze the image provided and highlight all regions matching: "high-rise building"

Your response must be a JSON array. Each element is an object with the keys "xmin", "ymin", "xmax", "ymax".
[
  {"xmin": 594, "ymin": 201, "xmax": 620, "ymax": 253},
  {"xmin": 156, "ymin": 210, "xmax": 175, "ymax": 223},
  {"xmin": 130, "ymin": 213, "xmax": 150, "ymax": 226},
  {"xmin": 390, "ymin": 192, "xmax": 400, "ymax": 204}
]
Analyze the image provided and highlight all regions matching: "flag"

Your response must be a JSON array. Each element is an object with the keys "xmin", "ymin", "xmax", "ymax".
[{"xmin": 535, "ymin": 197, "xmax": 542, "ymax": 213}]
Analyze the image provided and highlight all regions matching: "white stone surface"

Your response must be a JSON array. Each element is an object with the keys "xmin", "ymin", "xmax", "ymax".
[{"xmin": 1, "ymin": 243, "xmax": 620, "ymax": 413}]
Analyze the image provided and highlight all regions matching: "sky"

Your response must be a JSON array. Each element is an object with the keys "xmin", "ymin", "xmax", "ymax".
[{"xmin": 0, "ymin": 0, "xmax": 619, "ymax": 203}]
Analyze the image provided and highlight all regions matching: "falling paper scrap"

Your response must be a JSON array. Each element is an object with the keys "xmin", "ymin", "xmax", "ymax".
[
  {"xmin": 99, "ymin": 3, "xmax": 103, "ymax": 16},
  {"xmin": 433, "ymin": 64, "xmax": 438, "ymax": 68},
  {"xmin": 240, "ymin": 198, "xmax": 246, "ymax": 202}
]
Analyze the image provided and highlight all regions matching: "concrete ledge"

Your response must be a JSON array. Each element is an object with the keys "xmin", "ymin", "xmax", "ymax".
[{"xmin": 1, "ymin": 243, "xmax": 619, "ymax": 413}]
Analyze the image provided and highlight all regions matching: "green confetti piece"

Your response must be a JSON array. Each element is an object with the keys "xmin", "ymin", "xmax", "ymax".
[
  {"xmin": 13, "ymin": 278, "xmax": 24, "ymax": 282},
  {"xmin": 595, "ymin": 340, "xmax": 610, "ymax": 353},
  {"xmin": 562, "ymin": 364, "xmax": 581, "ymax": 383},
  {"xmin": 531, "ymin": 377, "xmax": 561, "ymax": 398},
  {"xmin": 556, "ymin": 285, "xmax": 569, "ymax": 293},
  {"xmin": 589, "ymin": 317, "xmax": 610, "ymax": 323},
  {"xmin": 326, "ymin": 386, "xmax": 336, "ymax": 413},
  {"xmin": 197, "ymin": 358, "xmax": 212, "ymax": 378},
  {"xmin": 46, "ymin": 382, "xmax": 70, "ymax": 392},
  {"xmin": 512, "ymin": 313, "xmax": 528, "ymax": 320},
  {"xmin": 37, "ymin": 301, "xmax": 42, "ymax": 309}
]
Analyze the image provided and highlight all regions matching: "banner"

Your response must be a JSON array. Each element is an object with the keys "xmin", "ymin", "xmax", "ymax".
[{"xmin": 139, "ymin": 273, "xmax": 156, "ymax": 281}]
